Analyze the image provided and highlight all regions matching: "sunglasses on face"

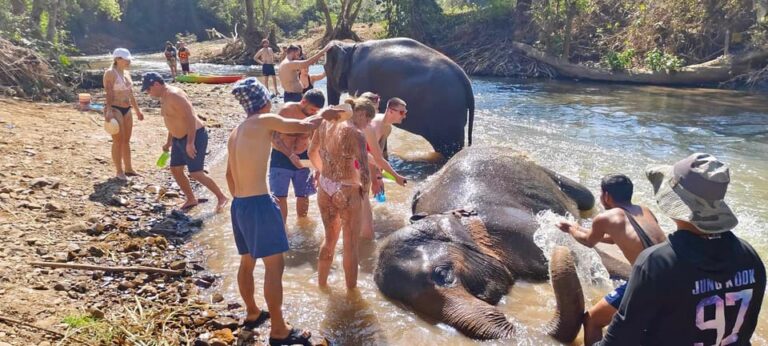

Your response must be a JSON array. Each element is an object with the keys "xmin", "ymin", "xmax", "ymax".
[{"xmin": 389, "ymin": 107, "xmax": 406, "ymax": 115}]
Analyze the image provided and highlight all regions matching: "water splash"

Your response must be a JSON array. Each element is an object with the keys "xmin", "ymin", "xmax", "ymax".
[{"xmin": 533, "ymin": 210, "xmax": 612, "ymax": 289}]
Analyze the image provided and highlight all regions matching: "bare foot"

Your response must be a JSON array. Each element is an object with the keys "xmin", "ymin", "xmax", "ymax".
[
  {"xmin": 115, "ymin": 173, "xmax": 128, "ymax": 181},
  {"xmin": 215, "ymin": 197, "xmax": 229, "ymax": 213},
  {"xmin": 125, "ymin": 170, "xmax": 141, "ymax": 177},
  {"xmin": 179, "ymin": 198, "xmax": 199, "ymax": 211}
]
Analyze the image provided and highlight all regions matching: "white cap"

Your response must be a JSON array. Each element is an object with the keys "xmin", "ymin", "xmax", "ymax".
[{"xmin": 112, "ymin": 48, "xmax": 132, "ymax": 61}]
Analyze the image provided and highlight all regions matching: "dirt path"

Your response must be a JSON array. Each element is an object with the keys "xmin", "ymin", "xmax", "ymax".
[{"xmin": 0, "ymin": 82, "xmax": 281, "ymax": 345}]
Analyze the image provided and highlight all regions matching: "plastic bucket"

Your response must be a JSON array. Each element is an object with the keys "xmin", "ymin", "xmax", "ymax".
[{"xmin": 78, "ymin": 93, "xmax": 91, "ymax": 111}]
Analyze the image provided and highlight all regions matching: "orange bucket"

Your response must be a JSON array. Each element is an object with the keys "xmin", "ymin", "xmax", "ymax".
[{"xmin": 78, "ymin": 93, "xmax": 91, "ymax": 110}]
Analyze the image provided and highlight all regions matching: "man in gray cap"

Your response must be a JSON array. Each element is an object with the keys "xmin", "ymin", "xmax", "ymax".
[{"xmin": 599, "ymin": 153, "xmax": 765, "ymax": 346}]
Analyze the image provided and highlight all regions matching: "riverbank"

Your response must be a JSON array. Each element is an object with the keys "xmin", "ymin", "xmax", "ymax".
[{"xmin": 0, "ymin": 83, "xmax": 310, "ymax": 345}]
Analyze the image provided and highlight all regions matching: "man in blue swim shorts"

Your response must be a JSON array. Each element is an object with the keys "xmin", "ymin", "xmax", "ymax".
[
  {"xmin": 270, "ymin": 89, "xmax": 326, "ymax": 225},
  {"xmin": 227, "ymin": 76, "xmax": 342, "ymax": 345},
  {"xmin": 142, "ymin": 72, "xmax": 228, "ymax": 212}
]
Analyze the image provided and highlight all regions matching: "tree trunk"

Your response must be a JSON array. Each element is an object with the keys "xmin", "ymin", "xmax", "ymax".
[
  {"xmin": 29, "ymin": 0, "xmax": 45, "ymax": 39},
  {"xmin": 243, "ymin": 0, "xmax": 264, "ymax": 52},
  {"xmin": 563, "ymin": 1, "xmax": 576, "ymax": 60},
  {"xmin": 513, "ymin": 0, "xmax": 533, "ymax": 41},
  {"xmin": 317, "ymin": 0, "xmax": 334, "ymax": 37},
  {"xmin": 511, "ymin": 41, "xmax": 768, "ymax": 86},
  {"xmin": 323, "ymin": 0, "xmax": 362, "ymax": 42},
  {"xmin": 46, "ymin": 0, "xmax": 61, "ymax": 43}
]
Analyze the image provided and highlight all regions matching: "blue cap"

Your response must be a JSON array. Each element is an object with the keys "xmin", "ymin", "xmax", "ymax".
[
  {"xmin": 141, "ymin": 72, "xmax": 164, "ymax": 91},
  {"xmin": 231, "ymin": 77, "xmax": 270, "ymax": 114}
]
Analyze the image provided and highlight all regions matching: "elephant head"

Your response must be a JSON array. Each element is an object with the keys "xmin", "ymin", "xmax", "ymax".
[
  {"xmin": 374, "ymin": 211, "xmax": 584, "ymax": 341},
  {"xmin": 323, "ymin": 40, "xmax": 354, "ymax": 105}
]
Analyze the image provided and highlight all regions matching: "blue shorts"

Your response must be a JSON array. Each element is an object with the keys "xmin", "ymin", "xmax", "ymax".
[
  {"xmin": 284, "ymin": 92, "xmax": 302, "ymax": 102},
  {"xmin": 170, "ymin": 127, "xmax": 208, "ymax": 172},
  {"xmin": 269, "ymin": 167, "xmax": 316, "ymax": 198},
  {"xmin": 605, "ymin": 281, "xmax": 627, "ymax": 310},
  {"xmin": 231, "ymin": 194, "xmax": 289, "ymax": 259}
]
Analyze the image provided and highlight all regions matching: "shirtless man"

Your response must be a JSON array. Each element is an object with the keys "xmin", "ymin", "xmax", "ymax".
[
  {"xmin": 227, "ymin": 77, "xmax": 342, "ymax": 345},
  {"xmin": 253, "ymin": 39, "xmax": 279, "ymax": 97},
  {"xmin": 270, "ymin": 89, "xmax": 325, "ymax": 225},
  {"xmin": 359, "ymin": 93, "xmax": 408, "ymax": 239},
  {"xmin": 278, "ymin": 44, "xmax": 330, "ymax": 102},
  {"xmin": 556, "ymin": 174, "xmax": 667, "ymax": 345},
  {"xmin": 141, "ymin": 72, "xmax": 228, "ymax": 212}
]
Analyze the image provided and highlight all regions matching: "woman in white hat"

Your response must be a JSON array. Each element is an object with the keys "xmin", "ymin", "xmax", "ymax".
[{"xmin": 103, "ymin": 48, "xmax": 144, "ymax": 180}]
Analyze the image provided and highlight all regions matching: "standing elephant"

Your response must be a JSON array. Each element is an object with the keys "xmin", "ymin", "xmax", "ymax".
[
  {"xmin": 374, "ymin": 146, "xmax": 629, "ymax": 341},
  {"xmin": 323, "ymin": 38, "xmax": 475, "ymax": 158}
]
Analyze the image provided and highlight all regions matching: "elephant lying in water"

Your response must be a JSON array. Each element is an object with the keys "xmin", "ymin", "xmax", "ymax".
[{"xmin": 374, "ymin": 146, "xmax": 625, "ymax": 341}]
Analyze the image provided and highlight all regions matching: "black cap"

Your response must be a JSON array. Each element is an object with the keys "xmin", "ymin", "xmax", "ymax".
[{"xmin": 141, "ymin": 72, "xmax": 164, "ymax": 91}]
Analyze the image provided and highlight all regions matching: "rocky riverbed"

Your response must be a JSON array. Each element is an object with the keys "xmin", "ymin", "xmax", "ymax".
[{"xmin": 0, "ymin": 83, "xmax": 319, "ymax": 345}]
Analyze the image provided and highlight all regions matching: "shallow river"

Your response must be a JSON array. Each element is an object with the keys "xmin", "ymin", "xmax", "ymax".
[{"xmin": 83, "ymin": 54, "xmax": 768, "ymax": 344}]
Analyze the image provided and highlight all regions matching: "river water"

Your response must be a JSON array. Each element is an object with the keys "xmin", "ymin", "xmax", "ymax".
[{"xmin": 81, "ymin": 54, "xmax": 768, "ymax": 344}]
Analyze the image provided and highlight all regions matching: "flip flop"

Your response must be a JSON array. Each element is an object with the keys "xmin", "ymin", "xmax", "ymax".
[
  {"xmin": 241, "ymin": 310, "xmax": 270, "ymax": 330},
  {"xmin": 125, "ymin": 171, "xmax": 141, "ymax": 177},
  {"xmin": 268, "ymin": 327, "xmax": 312, "ymax": 346},
  {"xmin": 179, "ymin": 198, "xmax": 209, "ymax": 212}
]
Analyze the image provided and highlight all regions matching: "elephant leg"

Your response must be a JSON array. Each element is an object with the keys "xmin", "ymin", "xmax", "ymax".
[
  {"xmin": 426, "ymin": 127, "xmax": 465, "ymax": 159},
  {"xmin": 542, "ymin": 167, "xmax": 596, "ymax": 212}
]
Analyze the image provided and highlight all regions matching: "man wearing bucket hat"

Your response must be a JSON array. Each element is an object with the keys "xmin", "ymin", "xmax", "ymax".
[
  {"xmin": 226, "ymin": 77, "xmax": 345, "ymax": 345},
  {"xmin": 599, "ymin": 153, "xmax": 765, "ymax": 345},
  {"xmin": 141, "ymin": 72, "xmax": 228, "ymax": 213}
]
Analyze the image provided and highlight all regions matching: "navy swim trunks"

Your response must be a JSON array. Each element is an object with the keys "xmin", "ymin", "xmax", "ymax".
[
  {"xmin": 605, "ymin": 281, "xmax": 628, "ymax": 310},
  {"xmin": 262, "ymin": 64, "xmax": 275, "ymax": 76},
  {"xmin": 231, "ymin": 194, "xmax": 289, "ymax": 259},
  {"xmin": 170, "ymin": 127, "xmax": 208, "ymax": 172},
  {"xmin": 269, "ymin": 167, "xmax": 316, "ymax": 198}
]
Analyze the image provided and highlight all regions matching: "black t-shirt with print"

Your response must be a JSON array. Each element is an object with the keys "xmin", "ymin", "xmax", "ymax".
[{"xmin": 600, "ymin": 230, "xmax": 765, "ymax": 346}]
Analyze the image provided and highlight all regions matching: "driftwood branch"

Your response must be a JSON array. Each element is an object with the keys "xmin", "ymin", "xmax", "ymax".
[
  {"xmin": 0, "ymin": 315, "xmax": 88, "ymax": 344},
  {"xmin": 511, "ymin": 41, "xmax": 768, "ymax": 86},
  {"xmin": 29, "ymin": 262, "xmax": 183, "ymax": 276}
]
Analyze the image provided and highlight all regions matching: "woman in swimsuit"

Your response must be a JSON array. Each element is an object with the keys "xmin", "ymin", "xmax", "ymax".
[
  {"xmin": 297, "ymin": 46, "xmax": 326, "ymax": 94},
  {"xmin": 308, "ymin": 97, "xmax": 374, "ymax": 290},
  {"xmin": 102, "ymin": 48, "xmax": 144, "ymax": 180}
]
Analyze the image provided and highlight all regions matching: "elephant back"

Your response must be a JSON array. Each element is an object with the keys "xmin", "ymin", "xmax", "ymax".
[{"xmin": 412, "ymin": 146, "xmax": 581, "ymax": 217}]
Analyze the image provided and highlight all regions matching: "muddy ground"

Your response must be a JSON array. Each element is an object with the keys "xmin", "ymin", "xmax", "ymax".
[{"xmin": 0, "ymin": 82, "xmax": 302, "ymax": 345}]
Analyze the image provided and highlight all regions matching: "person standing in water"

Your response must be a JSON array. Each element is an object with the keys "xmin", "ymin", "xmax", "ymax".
[
  {"xmin": 358, "ymin": 92, "xmax": 408, "ymax": 239},
  {"xmin": 177, "ymin": 41, "xmax": 191, "ymax": 75},
  {"xmin": 227, "ymin": 78, "xmax": 342, "ymax": 345},
  {"xmin": 599, "ymin": 153, "xmax": 765, "ymax": 345},
  {"xmin": 253, "ymin": 39, "xmax": 279, "ymax": 97},
  {"xmin": 102, "ymin": 48, "xmax": 144, "ymax": 181},
  {"xmin": 270, "ymin": 89, "xmax": 326, "ymax": 226},
  {"xmin": 278, "ymin": 45, "xmax": 330, "ymax": 102},
  {"xmin": 308, "ymin": 97, "xmax": 374, "ymax": 289},
  {"xmin": 297, "ymin": 46, "xmax": 326, "ymax": 94},
  {"xmin": 141, "ymin": 72, "xmax": 228, "ymax": 212},
  {"xmin": 557, "ymin": 174, "xmax": 666, "ymax": 345},
  {"xmin": 164, "ymin": 41, "xmax": 178, "ymax": 78}
]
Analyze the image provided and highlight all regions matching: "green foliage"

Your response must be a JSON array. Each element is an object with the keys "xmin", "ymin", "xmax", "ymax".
[
  {"xmin": 643, "ymin": 48, "xmax": 684, "ymax": 72},
  {"xmin": 58, "ymin": 54, "xmax": 71, "ymax": 66},
  {"xmin": 601, "ymin": 48, "xmax": 635, "ymax": 71},
  {"xmin": 62, "ymin": 312, "xmax": 115, "ymax": 344}
]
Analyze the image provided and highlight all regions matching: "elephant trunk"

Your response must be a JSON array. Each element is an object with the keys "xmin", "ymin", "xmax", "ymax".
[
  {"xmin": 440, "ymin": 289, "xmax": 515, "ymax": 340},
  {"xmin": 327, "ymin": 79, "xmax": 341, "ymax": 106},
  {"xmin": 545, "ymin": 246, "xmax": 585, "ymax": 343}
]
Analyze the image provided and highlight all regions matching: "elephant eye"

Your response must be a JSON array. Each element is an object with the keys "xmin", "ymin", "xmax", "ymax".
[{"xmin": 431, "ymin": 265, "xmax": 456, "ymax": 287}]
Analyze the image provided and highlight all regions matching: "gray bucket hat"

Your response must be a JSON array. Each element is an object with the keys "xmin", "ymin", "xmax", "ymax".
[{"xmin": 646, "ymin": 153, "xmax": 738, "ymax": 234}]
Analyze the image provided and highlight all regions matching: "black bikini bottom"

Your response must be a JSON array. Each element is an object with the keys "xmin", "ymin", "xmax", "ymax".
[{"xmin": 111, "ymin": 105, "xmax": 131, "ymax": 116}]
